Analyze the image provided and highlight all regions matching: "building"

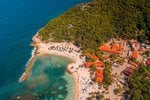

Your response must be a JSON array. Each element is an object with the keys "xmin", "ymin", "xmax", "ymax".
[
  {"xmin": 94, "ymin": 61, "xmax": 104, "ymax": 67},
  {"xmin": 146, "ymin": 59, "xmax": 150, "ymax": 65},
  {"xmin": 132, "ymin": 50, "xmax": 138, "ymax": 59},
  {"xmin": 99, "ymin": 44, "xmax": 123, "ymax": 54},
  {"xmin": 84, "ymin": 61, "xmax": 104, "ymax": 68},
  {"xmin": 95, "ymin": 69, "xmax": 104, "ymax": 82},
  {"xmin": 85, "ymin": 52, "xmax": 99, "ymax": 60},
  {"xmin": 130, "ymin": 61, "xmax": 138, "ymax": 68},
  {"xmin": 122, "ymin": 67, "xmax": 134, "ymax": 76},
  {"xmin": 84, "ymin": 62, "xmax": 94, "ymax": 68}
]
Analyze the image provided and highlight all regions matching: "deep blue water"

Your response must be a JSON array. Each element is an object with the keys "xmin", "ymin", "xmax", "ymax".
[{"xmin": 0, "ymin": 0, "xmax": 90, "ymax": 99}]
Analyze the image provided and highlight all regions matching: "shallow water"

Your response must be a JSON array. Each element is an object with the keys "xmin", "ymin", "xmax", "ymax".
[{"xmin": 7, "ymin": 55, "xmax": 73, "ymax": 100}]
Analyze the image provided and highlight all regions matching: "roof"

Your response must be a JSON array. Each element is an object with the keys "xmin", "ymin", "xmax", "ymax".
[
  {"xmin": 95, "ymin": 77, "xmax": 103, "ymax": 82},
  {"xmin": 123, "ymin": 67, "xmax": 134, "ymax": 76},
  {"xmin": 130, "ymin": 61, "xmax": 138, "ymax": 68},
  {"xmin": 96, "ymin": 69, "xmax": 104, "ymax": 77},
  {"xmin": 99, "ymin": 44, "xmax": 122, "ymax": 54},
  {"xmin": 112, "ymin": 44, "xmax": 123, "ymax": 50},
  {"xmin": 85, "ymin": 52, "xmax": 99, "ymax": 60},
  {"xmin": 84, "ymin": 61, "xmax": 104, "ymax": 68},
  {"xmin": 103, "ymin": 55, "xmax": 110, "ymax": 59},
  {"xmin": 146, "ymin": 59, "xmax": 150, "ymax": 65},
  {"xmin": 132, "ymin": 50, "xmax": 138, "ymax": 59},
  {"xmin": 91, "ymin": 55, "xmax": 99, "ymax": 60},
  {"xmin": 95, "ymin": 69, "xmax": 104, "ymax": 82},
  {"xmin": 84, "ymin": 62, "xmax": 94, "ymax": 68},
  {"xmin": 94, "ymin": 61, "xmax": 104, "ymax": 67}
]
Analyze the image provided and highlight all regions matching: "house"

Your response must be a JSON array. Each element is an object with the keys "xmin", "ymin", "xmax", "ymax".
[
  {"xmin": 130, "ymin": 61, "xmax": 138, "ymax": 68},
  {"xmin": 84, "ymin": 61, "xmax": 104, "ymax": 68},
  {"xmin": 85, "ymin": 52, "xmax": 99, "ymax": 60},
  {"xmin": 146, "ymin": 59, "xmax": 150, "ymax": 65},
  {"xmin": 95, "ymin": 69, "xmax": 104, "ymax": 82},
  {"xmin": 99, "ymin": 44, "xmax": 123, "ymax": 54},
  {"xmin": 132, "ymin": 50, "xmax": 138, "ymax": 59},
  {"xmin": 103, "ymin": 55, "xmax": 110, "ymax": 60},
  {"xmin": 84, "ymin": 62, "xmax": 94, "ymax": 68},
  {"xmin": 94, "ymin": 61, "xmax": 104, "ymax": 67},
  {"xmin": 122, "ymin": 67, "xmax": 134, "ymax": 76}
]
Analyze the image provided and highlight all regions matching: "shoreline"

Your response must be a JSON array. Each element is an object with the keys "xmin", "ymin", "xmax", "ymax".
[{"xmin": 19, "ymin": 32, "xmax": 84, "ymax": 100}]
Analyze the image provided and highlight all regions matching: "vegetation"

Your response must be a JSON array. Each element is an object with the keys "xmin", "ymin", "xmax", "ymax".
[
  {"xmin": 90, "ymin": 65, "xmax": 97, "ymax": 73},
  {"xmin": 117, "ymin": 58, "xmax": 125, "ymax": 65},
  {"xmin": 110, "ymin": 54, "xmax": 117, "ymax": 61},
  {"xmin": 88, "ymin": 92, "xmax": 104, "ymax": 100},
  {"xmin": 39, "ymin": 0, "xmax": 150, "ymax": 53},
  {"xmin": 144, "ymin": 50, "xmax": 150, "ymax": 57},
  {"xmin": 103, "ymin": 61, "xmax": 113, "ymax": 86},
  {"xmin": 114, "ymin": 87, "xmax": 123, "ymax": 95},
  {"xmin": 127, "ymin": 64, "xmax": 150, "ymax": 100}
]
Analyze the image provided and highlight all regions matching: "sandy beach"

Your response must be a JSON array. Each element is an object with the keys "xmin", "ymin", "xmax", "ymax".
[{"xmin": 19, "ymin": 32, "xmax": 89, "ymax": 100}]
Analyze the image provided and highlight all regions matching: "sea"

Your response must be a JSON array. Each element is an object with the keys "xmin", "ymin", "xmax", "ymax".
[{"xmin": 0, "ymin": 0, "xmax": 90, "ymax": 100}]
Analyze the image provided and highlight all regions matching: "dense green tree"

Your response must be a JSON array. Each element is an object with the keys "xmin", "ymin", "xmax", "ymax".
[
  {"xmin": 103, "ymin": 61, "xmax": 113, "ymax": 86},
  {"xmin": 127, "ymin": 65, "xmax": 150, "ymax": 100},
  {"xmin": 39, "ymin": 0, "xmax": 150, "ymax": 52}
]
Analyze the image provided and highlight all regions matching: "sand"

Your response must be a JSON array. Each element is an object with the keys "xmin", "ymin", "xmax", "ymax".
[{"xmin": 19, "ymin": 33, "xmax": 87, "ymax": 100}]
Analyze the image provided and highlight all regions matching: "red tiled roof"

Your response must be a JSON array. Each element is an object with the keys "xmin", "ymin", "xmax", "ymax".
[
  {"xmin": 103, "ymin": 55, "xmax": 110, "ymax": 59},
  {"xmin": 96, "ymin": 77, "xmax": 103, "ymax": 82},
  {"xmin": 85, "ymin": 52, "xmax": 99, "ymax": 60},
  {"xmin": 146, "ymin": 59, "xmax": 150, "ymax": 65},
  {"xmin": 123, "ymin": 67, "xmax": 134, "ymax": 76},
  {"xmin": 94, "ymin": 61, "xmax": 104, "ymax": 67},
  {"xmin": 96, "ymin": 69, "xmax": 103, "ymax": 77},
  {"xmin": 132, "ymin": 50, "xmax": 138, "ymax": 59},
  {"xmin": 95, "ymin": 69, "xmax": 104, "ymax": 82},
  {"xmin": 84, "ymin": 62, "xmax": 94, "ymax": 68},
  {"xmin": 112, "ymin": 44, "xmax": 123, "ymax": 51},
  {"xmin": 91, "ymin": 55, "xmax": 99, "ymax": 60},
  {"xmin": 130, "ymin": 61, "xmax": 138, "ymax": 68},
  {"xmin": 99, "ymin": 44, "xmax": 122, "ymax": 54}
]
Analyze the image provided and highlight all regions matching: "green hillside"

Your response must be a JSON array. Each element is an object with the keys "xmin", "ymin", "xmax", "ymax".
[{"xmin": 39, "ymin": 0, "xmax": 150, "ymax": 52}]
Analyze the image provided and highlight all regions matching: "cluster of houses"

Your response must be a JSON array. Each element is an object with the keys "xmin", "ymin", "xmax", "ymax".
[
  {"xmin": 84, "ymin": 39, "xmax": 150, "ymax": 83},
  {"xmin": 84, "ymin": 53, "xmax": 104, "ymax": 82}
]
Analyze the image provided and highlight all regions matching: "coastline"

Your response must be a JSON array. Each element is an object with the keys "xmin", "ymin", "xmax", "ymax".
[{"xmin": 19, "ymin": 32, "xmax": 84, "ymax": 100}]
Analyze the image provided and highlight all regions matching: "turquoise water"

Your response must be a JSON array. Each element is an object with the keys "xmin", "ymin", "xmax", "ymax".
[
  {"xmin": 8, "ymin": 55, "xmax": 73, "ymax": 100},
  {"xmin": 0, "ymin": 0, "xmax": 90, "ymax": 99}
]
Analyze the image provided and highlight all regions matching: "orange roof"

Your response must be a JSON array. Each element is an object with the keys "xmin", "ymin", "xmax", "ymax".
[
  {"xmin": 96, "ymin": 77, "xmax": 103, "ymax": 82},
  {"xmin": 94, "ymin": 61, "xmax": 104, "ymax": 67},
  {"xmin": 123, "ymin": 67, "xmax": 134, "ymax": 76},
  {"xmin": 112, "ymin": 44, "xmax": 123, "ymax": 51},
  {"xmin": 99, "ymin": 45, "xmax": 110, "ymax": 51},
  {"xmin": 132, "ymin": 50, "xmax": 138, "ymax": 59},
  {"xmin": 95, "ymin": 69, "xmax": 104, "ymax": 82},
  {"xmin": 85, "ymin": 52, "xmax": 99, "ymax": 60},
  {"xmin": 103, "ymin": 55, "xmax": 110, "ymax": 59},
  {"xmin": 99, "ymin": 45, "xmax": 122, "ymax": 54},
  {"xmin": 91, "ymin": 55, "xmax": 99, "ymax": 60},
  {"xmin": 85, "ymin": 52, "xmax": 91, "ymax": 56},
  {"xmin": 84, "ymin": 62, "xmax": 94, "ymax": 68},
  {"xmin": 96, "ymin": 69, "xmax": 103, "ymax": 77},
  {"xmin": 130, "ymin": 61, "xmax": 138, "ymax": 67},
  {"xmin": 146, "ymin": 59, "xmax": 150, "ymax": 65}
]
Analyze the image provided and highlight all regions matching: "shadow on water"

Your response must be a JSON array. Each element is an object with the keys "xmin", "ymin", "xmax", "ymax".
[{"xmin": 7, "ymin": 55, "xmax": 72, "ymax": 100}]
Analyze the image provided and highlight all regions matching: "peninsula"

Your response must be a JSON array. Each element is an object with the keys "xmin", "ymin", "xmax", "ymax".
[{"xmin": 20, "ymin": 0, "xmax": 150, "ymax": 100}]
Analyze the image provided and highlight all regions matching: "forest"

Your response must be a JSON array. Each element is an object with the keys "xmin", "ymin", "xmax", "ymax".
[
  {"xmin": 39, "ymin": 0, "xmax": 150, "ymax": 53},
  {"xmin": 127, "ymin": 64, "xmax": 150, "ymax": 100}
]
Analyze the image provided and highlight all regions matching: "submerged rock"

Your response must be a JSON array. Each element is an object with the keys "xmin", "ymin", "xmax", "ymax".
[{"xmin": 9, "ymin": 94, "xmax": 35, "ymax": 100}]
